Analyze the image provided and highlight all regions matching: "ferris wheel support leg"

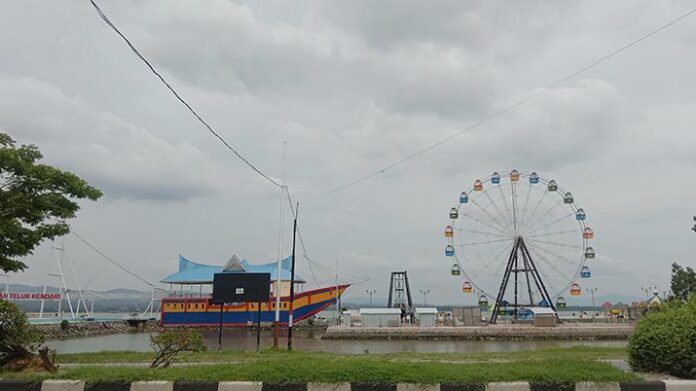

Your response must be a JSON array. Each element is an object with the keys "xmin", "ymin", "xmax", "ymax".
[
  {"xmin": 491, "ymin": 238, "xmax": 520, "ymax": 324},
  {"xmin": 522, "ymin": 254, "xmax": 535, "ymax": 306},
  {"xmin": 519, "ymin": 238, "xmax": 558, "ymax": 319}
]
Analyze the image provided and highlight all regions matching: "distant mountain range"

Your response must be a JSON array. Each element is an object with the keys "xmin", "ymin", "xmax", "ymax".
[
  {"xmin": 4, "ymin": 283, "xmax": 649, "ymax": 314},
  {"xmin": 5, "ymin": 284, "xmax": 157, "ymax": 313}
]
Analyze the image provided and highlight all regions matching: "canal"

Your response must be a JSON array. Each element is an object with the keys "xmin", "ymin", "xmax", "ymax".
[{"xmin": 46, "ymin": 328, "xmax": 626, "ymax": 354}]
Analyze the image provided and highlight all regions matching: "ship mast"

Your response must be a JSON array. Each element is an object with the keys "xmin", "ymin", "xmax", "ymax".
[{"xmin": 274, "ymin": 142, "xmax": 287, "ymax": 346}]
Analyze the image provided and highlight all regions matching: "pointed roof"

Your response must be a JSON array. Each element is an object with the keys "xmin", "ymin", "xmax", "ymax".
[{"xmin": 160, "ymin": 255, "xmax": 304, "ymax": 284}]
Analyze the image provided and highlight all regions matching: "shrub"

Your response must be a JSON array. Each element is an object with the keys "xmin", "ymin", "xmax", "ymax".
[
  {"xmin": 628, "ymin": 296, "xmax": 696, "ymax": 378},
  {"xmin": 0, "ymin": 300, "xmax": 56, "ymax": 372},
  {"xmin": 150, "ymin": 329, "xmax": 206, "ymax": 368},
  {"xmin": 60, "ymin": 319, "xmax": 70, "ymax": 331}
]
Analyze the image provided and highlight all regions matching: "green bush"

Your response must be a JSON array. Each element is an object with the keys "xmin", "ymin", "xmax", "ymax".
[
  {"xmin": 59, "ymin": 320, "xmax": 70, "ymax": 331},
  {"xmin": 628, "ymin": 296, "xmax": 696, "ymax": 378},
  {"xmin": 150, "ymin": 330, "xmax": 206, "ymax": 368}
]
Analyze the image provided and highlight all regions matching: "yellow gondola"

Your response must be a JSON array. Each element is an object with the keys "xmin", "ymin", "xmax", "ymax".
[
  {"xmin": 510, "ymin": 169, "xmax": 520, "ymax": 182},
  {"xmin": 474, "ymin": 179, "xmax": 483, "ymax": 192},
  {"xmin": 462, "ymin": 281, "xmax": 473, "ymax": 293},
  {"xmin": 570, "ymin": 283, "xmax": 581, "ymax": 296}
]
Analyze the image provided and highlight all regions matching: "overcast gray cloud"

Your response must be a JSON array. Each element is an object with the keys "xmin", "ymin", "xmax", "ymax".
[{"xmin": 2, "ymin": 0, "xmax": 696, "ymax": 306}]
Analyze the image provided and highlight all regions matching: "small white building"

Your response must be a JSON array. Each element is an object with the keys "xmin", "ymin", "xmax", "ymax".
[
  {"xmin": 415, "ymin": 307, "xmax": 438, "ymax": 327},
  {"xmin": 360, "ymin": 308, "xmax": 402, "ymax": 327},
  {"xmin": 530, "ymin": 307, "xmax": 557, "ymax": 327}
]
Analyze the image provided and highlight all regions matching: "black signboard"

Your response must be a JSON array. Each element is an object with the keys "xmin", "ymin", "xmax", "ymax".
[{"xmin": 212, "ymin": 272, "xmax": 270, "ymax": 304}]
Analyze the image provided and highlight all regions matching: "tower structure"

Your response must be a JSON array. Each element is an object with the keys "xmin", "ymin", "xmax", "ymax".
[{"xmin": 387, "ymin": 271, "xmax": 414, "ymax": 316}]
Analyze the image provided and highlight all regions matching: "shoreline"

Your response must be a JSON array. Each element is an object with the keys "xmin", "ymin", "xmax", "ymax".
[{"xmin": 322, "ymin": 324, "xmax": 634, "ymax": 340}]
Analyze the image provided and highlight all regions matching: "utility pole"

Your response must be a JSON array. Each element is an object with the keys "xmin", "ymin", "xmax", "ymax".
[
  {"xmin": 585, "ymin": 288, "xmax": 597, "ymax": 307},
  {"xmin": 273, "ymin": 143, "xmax": 287, "ymax": 349},
  {"xmin": 419, "ymin": 289, "xmax": 430, "ymax": 307},
  {"xmin": 287, "ymin": 203, "xmax": 298, "ymax": 351},
  {"xmin": 640, "ymin": 286, "xmax": 656, "ymax": 299},
  {"xmin": 366, "ymin": 290, "xmax": 376, "ymax": 307}
]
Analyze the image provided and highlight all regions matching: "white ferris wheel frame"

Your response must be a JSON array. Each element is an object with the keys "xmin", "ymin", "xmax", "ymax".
[{"xmin": 446, "ymin": 171, "xmax": 592, "ymax": 300}]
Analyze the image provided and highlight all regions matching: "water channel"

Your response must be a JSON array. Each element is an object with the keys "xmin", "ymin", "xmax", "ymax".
[{"xmin": 46, "ymin": 329, "xmax": 626, "ymax": 354}]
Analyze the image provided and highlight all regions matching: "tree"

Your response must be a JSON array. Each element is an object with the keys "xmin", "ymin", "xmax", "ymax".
[
  {"xmin": 0, "ymin": 133, "xmax": 101, "ymax": 273},
  {"xmin": 0, "ymin": 300, "xmax": 56, "ymax": 372},
  {"xmin": 671, "ymin": 262, "xmax": 696, "ymax": 301}
]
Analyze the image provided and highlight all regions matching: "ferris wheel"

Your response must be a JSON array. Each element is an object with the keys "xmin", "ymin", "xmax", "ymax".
[{"xmin": 444, "ymin": 170, "xmax": 594, "ymax": 323}]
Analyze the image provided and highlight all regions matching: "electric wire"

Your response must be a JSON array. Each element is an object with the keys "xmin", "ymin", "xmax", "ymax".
[
  {"xmin": 71, "ymin": 231, "xmax": 156, "ymax": 288},
  {"xmin": 319, "ymin": 7, "xmax": 696, "ymax": 196},
  {"xmin": 284, "ymin": 188, "xmax": 369, "ymax": 285},
  {"xmin": 88, "ymin": 0, "xmax": 282, "ymax": 189},
  {"xmin": 89, "ymin": 0, "xmax": 365, "ymax": 289}
]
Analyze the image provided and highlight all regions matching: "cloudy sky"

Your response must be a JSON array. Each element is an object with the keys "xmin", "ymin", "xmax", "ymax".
[{"xmin": 2, "ymin": 0, "xmax": 696, "ymax": 306}]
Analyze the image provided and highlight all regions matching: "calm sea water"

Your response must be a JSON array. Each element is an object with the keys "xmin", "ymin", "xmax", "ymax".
[{"xmin": 46, "ymin": 328, "xmax": 626, "ymax": 354}]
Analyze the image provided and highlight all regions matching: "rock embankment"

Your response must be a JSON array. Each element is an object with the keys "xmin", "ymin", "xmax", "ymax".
[
  {"xmin": 34, "ymin": 320, "xmax": 161, "ymax": 339},
  {"xmin": 323, "ymin": 324, "xmax": 634, "ymax": 340},
  {"xmin": 34, "ymin": 317, "xmax": 327, "ymax": 339}
]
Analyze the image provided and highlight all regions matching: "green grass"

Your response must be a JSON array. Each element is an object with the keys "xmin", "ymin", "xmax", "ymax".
[
  {"xmin": 3, "ymin": 347, "xmax": 637, "ymax": 384},
  {"xmin": 56, "ymin": 346, "xmax": 627, "ymax": 364}
]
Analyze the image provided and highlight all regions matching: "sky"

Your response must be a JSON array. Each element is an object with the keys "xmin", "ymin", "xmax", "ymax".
[{"xmin": 2, "ymin": 0, "xmax": 696, "ymax": 306}]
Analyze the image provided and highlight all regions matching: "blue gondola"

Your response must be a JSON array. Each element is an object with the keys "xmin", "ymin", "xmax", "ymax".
[
  {"xmin": 491, "ymin": 172, "xmax": 501, "ymax": 184},
  {"xmin": 445, "ymin": 245, "xmax": 455, "ymax": 257},
  {"xmin": 529, "ymin": 172, "xmax": 539, "ymax": 184},
  {"xmin": 547, "ymin": 180, "xmax": 558, "ymax": 192},
  {"xmin": 460, "ymin": 191, "xmax": 468, "ymax": 204},
  {"xmin": 576, "ymin": 208, "xmax": 586, "ymax": 221},
  {"xmin": 585, "ymin": 247, "xmax": 595, "ymax": 259},
  {"xmin": 449, "ymin": 207, "xmax": 459, "ymax": 219},
  {"xmin": 581, "ymin": 266, "xmax": 591, "ymax": 278}
]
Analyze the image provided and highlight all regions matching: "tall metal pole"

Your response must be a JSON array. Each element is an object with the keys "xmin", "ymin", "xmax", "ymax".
[
  {"xmin": 287, "ymin": 203, "xmax": 298, "ymax": 351},
  {"xmin": 273, "ymin": 142, "xmax": 287, "ymax": 349}
]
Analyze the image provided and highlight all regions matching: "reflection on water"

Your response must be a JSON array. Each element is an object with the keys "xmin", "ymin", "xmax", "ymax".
[{"xmin": 46, "ymin": 328, "xmax": 626, "ymax": 354}]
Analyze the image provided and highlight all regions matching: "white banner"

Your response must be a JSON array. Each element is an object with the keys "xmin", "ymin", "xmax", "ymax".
[{"xmin": 0, "ymin": 292, "xmax": 62, "ymax": 301}]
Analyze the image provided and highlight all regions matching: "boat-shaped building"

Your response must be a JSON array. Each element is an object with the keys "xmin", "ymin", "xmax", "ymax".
[{"xmin": 159, "ymin": 255, "xmax": 349, "ymax": 326}]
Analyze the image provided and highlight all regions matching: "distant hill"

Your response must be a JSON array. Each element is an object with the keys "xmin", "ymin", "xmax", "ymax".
[{"xmin": 5, "ymin": 283, "xmax": 155, "ymax": 313}]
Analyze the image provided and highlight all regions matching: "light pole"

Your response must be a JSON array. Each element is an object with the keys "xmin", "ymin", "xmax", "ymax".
[
  {"xmin": 585, "ymin": 288, "xmax": 597, "ymax": 307},
  {"xmin": 419, "ymin": 289, "xmax": 430, "ymax": 307},
  {"xmin": 365, "ymin": 290, "xmax": 376, "ymax": 307},
  {"xmin": 640, "ymin": 286, "xmax": 656, "ymax": 299}
]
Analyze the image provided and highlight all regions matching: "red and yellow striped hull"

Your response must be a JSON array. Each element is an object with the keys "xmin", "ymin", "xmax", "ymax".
[{"xmin": 160, "ymin": 284, "xmax": 349, "ymax": 326}]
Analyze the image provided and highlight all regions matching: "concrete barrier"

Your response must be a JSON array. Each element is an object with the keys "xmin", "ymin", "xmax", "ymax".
[
  {"xmin": 218, "ymin": 382, "xmax": 264, "ymax": 391},
  {"xmin": 42, "ymin": 380, "xmax": 85, "ymax": 391},
  {"xmin": 0, "ymin": 381, "xmax": 693, "ymax": 391},
  {"xmin": 308, "ymin": 383, "xmax": 352, "ymax": 391},
  {"xmin": 486, "ymin": 382, "xmax": 530, "ymax": 391},
  {"xmin": 130, "ymin": 381, "xmax": 173, "ymax": 391}
]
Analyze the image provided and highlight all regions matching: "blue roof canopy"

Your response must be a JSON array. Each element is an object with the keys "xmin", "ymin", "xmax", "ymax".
[{"xmin": 160, "ymin": 255, "xmax": 304, "ymax": 284}]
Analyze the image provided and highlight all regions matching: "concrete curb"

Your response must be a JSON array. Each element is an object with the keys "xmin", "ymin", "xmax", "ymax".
[{"xmin": 0, "ymin": 381, "xmax": 693, "ymax": 391}]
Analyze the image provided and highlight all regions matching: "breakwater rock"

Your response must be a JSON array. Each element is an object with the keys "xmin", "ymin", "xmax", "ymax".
[
  {"xmin": 34, "ymin": 317, "xmax": 327, "ymax": 339},
  {"xmin": 323, "ymin": 324, "xmax": 634, "ymax": 340},
  {"xmin": 33, "ymin": 320, "xmax": 162, "ymax": 339}
]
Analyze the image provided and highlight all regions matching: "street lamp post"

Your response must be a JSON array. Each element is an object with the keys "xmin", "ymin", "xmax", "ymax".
[
  {"xmin": 419, "ymin": 289, "xmax": 430, "ymax": 307},
  {"xmin": 585, "ymin": 288, "xmax": 597, "ymax": 307},
  {"xmin": 640, "ymin": 286, "xmax": 657, "ymax": 299},
  {"xmin": 365, "ymin": 290, "xmax": 376, "ymax": 307}
]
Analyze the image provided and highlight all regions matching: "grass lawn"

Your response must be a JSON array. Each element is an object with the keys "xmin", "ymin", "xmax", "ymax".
[
  {"xmin": 55, "ymin": 346, "xmax": 627, "ymax": 364},
  {"xmin": 0, "ymin": 347, "xmax": 637, "ymax": 384}
]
